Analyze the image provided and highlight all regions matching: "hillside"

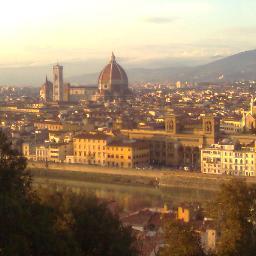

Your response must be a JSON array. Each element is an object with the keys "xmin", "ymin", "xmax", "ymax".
[
  {"xmin": 1, "ymin": 49, "xmax": 256, "ymax": 86},
  {"xmin": 70, "ymin": 49, "xmax": 256, "ymax": 84}
]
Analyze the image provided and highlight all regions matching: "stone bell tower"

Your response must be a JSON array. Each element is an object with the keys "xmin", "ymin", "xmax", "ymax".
[
  {"xmin": 165, "ymin": 109, "xmax": 180, "ymax": 134},
  {"xmin": 202, "ymin": 115, "xmax": 219, "ymax": 144},
  {"xmin": 53, "ymin": 64, "xmax": 64, "ymax": 102}
]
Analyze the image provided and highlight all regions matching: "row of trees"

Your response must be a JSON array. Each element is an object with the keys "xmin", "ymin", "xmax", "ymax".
[{"xmin": 0, "ymin": 131, "xmax": 138, "ymax": 256}]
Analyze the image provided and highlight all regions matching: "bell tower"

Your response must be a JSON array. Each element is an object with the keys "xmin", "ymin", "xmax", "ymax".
[
  {"xmin": 202, "ymin": 115, "xmax": 219, "ymax": 144},
  {"xmin": 165, "ymin": 109, "xmax": 180, "ymax": 134},
  {"xmin": 53, "ymin": 64, "xmax": 64, "ymax": 102}
]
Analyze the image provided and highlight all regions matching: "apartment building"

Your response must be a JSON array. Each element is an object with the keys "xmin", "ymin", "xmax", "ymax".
[
  {"xmin": 71, "ymin": 133, "xmax": 150, "ymax": 168},
  {"xmin": 34, "ymin": 121, "xmax": 80, "ymax": 132},
  {"xmin": 220, "ymin": 119, "xmax": 243, "ymax": 134},
  {"xmin": 22, "ymin": 142, "xmax": 73, "ymax": 163},
  {"xmin": 106, "ymin": 140, "xmax": 150, "ymax": 168},
  {"xmin": 201, "ymin": 143, "xmax": 255, "ymax": 176},
  {"xmin": 72, "ymin": 133, "xmax": 109, "ymax": 165}
]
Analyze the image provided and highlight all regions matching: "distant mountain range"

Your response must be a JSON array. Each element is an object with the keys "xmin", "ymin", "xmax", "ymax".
[
  {"xmin": 1, "ymin": 49, "xmax": 256, "ymax": 86},
  {"xmin": 70, "ymin": 49, "xmax": 256, "ymax": 84}
]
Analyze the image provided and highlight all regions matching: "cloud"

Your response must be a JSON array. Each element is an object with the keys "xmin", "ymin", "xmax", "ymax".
[
  {"xmin": 143, "ymin": 16, "xmax": 178, "ymax": 24},
  {"xmin": 225, "ymin": 26, "xmax": 256, "ymax": 35},
  {"xmin": 210, "ymin": 55, "xmax": 226, "ymax": 59}
]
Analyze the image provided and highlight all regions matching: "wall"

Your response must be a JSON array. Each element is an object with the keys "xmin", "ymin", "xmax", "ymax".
[{"xmin": 27, "ymin": 161, "xmax": 256, "ymax": 192}]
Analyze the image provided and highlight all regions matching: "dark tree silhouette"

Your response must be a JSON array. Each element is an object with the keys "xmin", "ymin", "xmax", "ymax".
[{"xmin": 0, "ymin": 130, "xmax": 138, "ymax": 256}]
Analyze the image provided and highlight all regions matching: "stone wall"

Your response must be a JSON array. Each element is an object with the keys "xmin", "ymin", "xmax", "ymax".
[{"xmin": 27, "ymin": 161, "xmax": 256, "ymax": 192}]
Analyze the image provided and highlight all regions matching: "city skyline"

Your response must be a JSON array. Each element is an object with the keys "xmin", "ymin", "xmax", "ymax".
[
  {"xmin": 1, "ymin": 2, "xmax": 256, "ymax": 255},
  {"xmin": 1, "ymin": 0, "xmax": 256, "ymax": 69}
]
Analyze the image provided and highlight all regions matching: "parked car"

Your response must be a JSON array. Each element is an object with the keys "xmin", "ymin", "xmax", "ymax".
[{"xmin": 184, "ymin": 166, "xmax": 190, "ymax": 171}]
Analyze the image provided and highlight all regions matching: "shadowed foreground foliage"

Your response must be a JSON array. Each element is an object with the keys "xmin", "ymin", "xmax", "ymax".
[
  {"xmin": 161, "ymin": 179, "xmax": 256, "ymax": 256},
  {"xmin": 208, "ymin": 179, "xmax": 256, "ymax": 256},
  {"xmin": 160, "ymin": 220, "xmax": 205, "ymax": 256},
  {"xmin": 0, "ymin": 130, "xmax": 138, "ymax": 256}
]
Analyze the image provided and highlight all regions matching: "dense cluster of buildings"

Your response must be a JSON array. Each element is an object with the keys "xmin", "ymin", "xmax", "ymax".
[
  {"xmin": 121, "ymin": 203, "xmax": 216, "ymax": 255},
  {"xmin": 1, "ymin": 53, "xmax": 256, "ymax": 176},
  {"xmin": 23, "ymin": 133, "xmax": 150, "ymax": 169},
  {"xmin": 201, "ymin": 142, "xmax": 255, "ymax": 176}
]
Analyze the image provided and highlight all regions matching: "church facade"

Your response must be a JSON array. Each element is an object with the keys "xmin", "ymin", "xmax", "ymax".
[{"xmin": 121, "ymin": 112, "xmax": 219, "ymax": 169}]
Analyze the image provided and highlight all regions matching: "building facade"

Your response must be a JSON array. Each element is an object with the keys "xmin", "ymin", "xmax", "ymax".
[
  {"xmin": 34, "ymin": 121, "xmax": 80, "ymax": 132},
  {"xmin": 39, "ymin": 76, "xmax": 53, "ymax": 102},
  {"xmin": 22, "ymin": 142, "xmax": 36, "ymax": 161},
  {"xmin": 71, "ymin": 133, "xmax": 150, "ymax": 168},
  {"xmin": 201, "ymin": 143, "xmax": 255, "ymax": 176},
  {"xmin": 72, "ymin": 134, "xmax": 109, "ymax": 165},
  {"xmin": 22, "ymin": 142, "xmax": 73, "ymax": 163},
  {"xmin": 69, "ymin": 85, "xmax": 98, "ymax": 102},
  {"xmin": 220, "ymin": 119, "xmax": 243, "ymax": 134},
  {"xmin": 106, "ymin": 140, "xmax": 150, "ymax": 168},
  {"xmin": 121, "ymin": 112, "xmax": 219, "ymax": 169}
]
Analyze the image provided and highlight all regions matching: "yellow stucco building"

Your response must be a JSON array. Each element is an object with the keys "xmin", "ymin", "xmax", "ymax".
[
  {"xmin": 106, "ymin": 140, "xmax": 149, "ymax": 168},
  {"xmin": 71, "ymin": 133, "xmax": 150, "ymax": 168}
]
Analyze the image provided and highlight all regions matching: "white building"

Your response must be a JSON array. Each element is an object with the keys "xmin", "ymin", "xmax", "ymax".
[
  {"xmin": 220, "ymin": 119, "xmax": 243, "ymax": 134},
  {"xmin": 201, "ymin": 143, "xmax": 255, "ymax": 176},
  {"xmin": 22, "ymin": 142, "xmax": 73, "ymax": 163},
  {"xmin": 22, "ymin": 142, "xmax": 36, "ymax": 161},
  {"xmin": 200, "ymin": 228, "xmax": 217, "ymax": 254}
]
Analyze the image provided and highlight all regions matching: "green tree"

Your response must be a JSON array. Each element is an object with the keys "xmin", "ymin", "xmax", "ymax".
[
  {"xmin": 0, "ymin": 130, "xmax": 138, "ymax": 255},
  {"xmin": 0, "ymin": 130, "xmax": 78, "ymax": 255},
  {"xmin": 209, "ymin": 179, "xmax": 256, "ymax": 256},
  {"xmin": 160, "ymin": 220, "xmax": 205, "ymax": 256},
  {"xmin": 0, "ymin": 130, "xmax": 30, "ymax": 196},
  {"xmin": 43, "ymin": 192, "xmax": 138, "ymax": 256}
]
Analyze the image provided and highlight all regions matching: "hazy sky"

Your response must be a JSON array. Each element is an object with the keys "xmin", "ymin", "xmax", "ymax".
[{"xmin": 0, "ymin": 0, "xmax": 255, "ymax": 68}]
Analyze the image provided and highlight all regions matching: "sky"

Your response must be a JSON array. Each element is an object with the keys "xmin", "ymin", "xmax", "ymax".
[{"xmin": 0, "ymin": 0, "xmax": 256, "ymax": 69}]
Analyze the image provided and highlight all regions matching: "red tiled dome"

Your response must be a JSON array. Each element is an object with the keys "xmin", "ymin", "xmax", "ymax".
[{"xmin": 98, "ymin": 53, "xmax": 128, "ymax": 97}]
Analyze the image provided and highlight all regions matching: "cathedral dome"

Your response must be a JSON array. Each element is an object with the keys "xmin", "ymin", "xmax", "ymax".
[{"xmin": 98, "ymin": 53, "xmax": 128, "ymax": 97}]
